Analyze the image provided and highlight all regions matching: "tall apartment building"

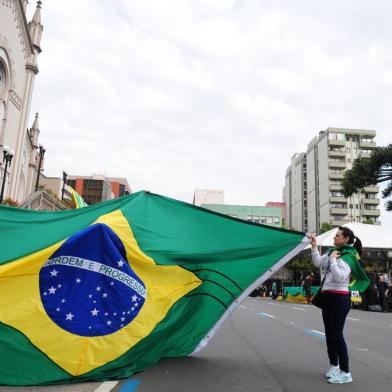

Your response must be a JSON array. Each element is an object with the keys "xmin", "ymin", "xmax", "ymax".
[
  {"xmin": 67, "ymin": 174, "xmax": 131, "ymax": 205},
  {"xmin": 284, "ymin": 128, "xmax": 380, "ymax": 234},
  {"xmin": 283, "ymin": 153, "xmax": 308, "ymax": 232}
]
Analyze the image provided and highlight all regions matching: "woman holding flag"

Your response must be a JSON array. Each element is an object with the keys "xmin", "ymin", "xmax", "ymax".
[{"xmin": 309, "ymin": 226, "xmax": 369, "ymax": 385}]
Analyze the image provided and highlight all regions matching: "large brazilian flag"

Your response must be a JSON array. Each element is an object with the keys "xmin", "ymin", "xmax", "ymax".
[{"xmin": 0, "ymin": 191, "xmax": 308, "ymax": 386}]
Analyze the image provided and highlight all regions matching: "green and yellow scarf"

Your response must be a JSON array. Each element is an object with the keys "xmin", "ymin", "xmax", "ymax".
[{"xmin": 327, "ymin": 245, "xmax": 370, "ymax": 292}]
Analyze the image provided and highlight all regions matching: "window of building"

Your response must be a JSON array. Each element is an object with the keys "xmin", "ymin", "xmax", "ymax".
[
  {"xmin": 267, "ymin": 217, "xmax": 273, "ymax": 224},
  {"xmin": 246, "ymin": 215, "xmax": 253, "ymax": 221},
  {"xmin": 119, "ymin": 184, "xmax": 126, "ymax": 196},
  {"xmin": 253, "ymin": 216, "xmax": 260, "ymax": 223},
  {"xmin": 273, "ymin": 217, "xmax": 280, "ymax": 224},
  {"xmin": 260, "ymin": 216, "xmax": 266, "ymax": 224}
]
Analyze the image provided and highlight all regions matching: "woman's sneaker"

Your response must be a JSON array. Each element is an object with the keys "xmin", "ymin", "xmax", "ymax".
[
  {"xmin": 328, "ymin": 372, "xmax": 353, "ymax": 384},
  {"xmin": 325, "ymin": 365, "xmax": 339, "ymax": 378}
]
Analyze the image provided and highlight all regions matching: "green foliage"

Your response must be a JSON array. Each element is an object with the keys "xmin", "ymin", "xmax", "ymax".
[
  {"xmin": 362, "ymin": 217, "xmax": 374, "ymax": 225},
  {"xmin": 286, "ymin": 255, "xmax": 318, "ymax": 281},
  {"xmin": 320, "ymin": 222, "xmax": 333, "ymax": 233},
  {"xmin": 1, "ymin": 197, "xmax": 19, "ymax": 207},
  {"xmin": 342, "ymin": 144, "xmax": 392, "ymax": 211}
]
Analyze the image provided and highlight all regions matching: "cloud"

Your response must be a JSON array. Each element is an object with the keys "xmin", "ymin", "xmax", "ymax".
[{"xmin": 27, "ymin": 0, "xmax": 392, "ymax": 228}]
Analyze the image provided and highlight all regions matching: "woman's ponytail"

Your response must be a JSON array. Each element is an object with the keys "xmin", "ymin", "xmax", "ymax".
[{"xmin": 353, "ymin": 236, "xmax": 362, "ymax": 257}]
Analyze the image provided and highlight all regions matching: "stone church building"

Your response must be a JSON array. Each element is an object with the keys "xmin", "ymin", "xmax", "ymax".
[{"xmin": 0, "ymin": 0, "xmax": 43, "ymax": 203}]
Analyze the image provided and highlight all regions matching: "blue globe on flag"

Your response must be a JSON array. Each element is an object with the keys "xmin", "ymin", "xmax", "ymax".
[{"xmin": 39, "ymin": 223, "xmax": 146, "ymax": 336}]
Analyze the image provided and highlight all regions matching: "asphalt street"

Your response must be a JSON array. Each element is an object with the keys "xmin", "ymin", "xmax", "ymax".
[{"xmin": 1, "ymin": 299, "xmax": 391, "ymax": 392}]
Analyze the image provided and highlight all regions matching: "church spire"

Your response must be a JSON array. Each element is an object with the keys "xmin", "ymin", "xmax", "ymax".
[
  {"xmin": 28, "ymin": 1, "xmax": 43, "ymax": 53},
  {"xmin": 29, "ymin": 113, "xmax": 40, "ymax": 147}
]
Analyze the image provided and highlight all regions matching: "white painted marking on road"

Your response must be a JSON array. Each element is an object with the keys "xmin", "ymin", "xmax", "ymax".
[
  {"xmin": 239, "ymin": 305, "xmax": 247, "ymax": 309},
  {"xmin": 258, "ymin": 312, "xmax": 275, "ymax": 318},
  {"xmin": 266, "ymin": 302, "xmax": 277, "ymax": 305},
  {"xmin": 356, "ymin": 348, "xmax": 369, "ymax": 351},
  {"xmin": 94, "ymin": 381, "xmax": 119, "ymax": 392},
  {"xmin": 293, "ymin": 307, "xmax": 306, "ymax": 311},
  {"xmin": 290, "ymin": 321, "xmax": 295, "ymax": 325},
  {"xmin": 347, "ymin": 317, "xmax": 359, "ymax": 321},
  {"xmin": 311, "ymin": 329, "xmax": 325, "ymax": 336}
]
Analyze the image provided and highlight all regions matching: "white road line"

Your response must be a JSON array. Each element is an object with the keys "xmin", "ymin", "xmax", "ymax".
[
  {"xmin": 259, "ymin": 312, "xmax": 275, "ymax": 318},
  {"xmin": 347, "ymin": 317, "xmax": 359, "ymax": 321},
  {"xmin": 239, "ymin": 305, "xmax": 247, "ymax": 309},
  {"xmin": 266, "ymin": 302, "xmax": 278, "ymax": 305},
  {"xmin": 356, "ymin": 348, "xmax": 369, "ymax": 351},
  {"xmin": 311, "ymin": 329, "xmax": 325, "ymax": 336},
  {"xmin": 293, "ymin": 307, "xmax": 306, "ymax": 311},
  {"xmin": 94, "ymin": 381, "xmax": 119, "ymax": 392}
]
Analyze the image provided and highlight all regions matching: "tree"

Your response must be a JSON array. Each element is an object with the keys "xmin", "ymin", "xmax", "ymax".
[
  {"xmin": 342, "ymin": 144, "xmax": 392, "ymax": 210},
  {"xmin": 320, "ymin": 222, "xmax": 333, "ymax": 234},
  {"xmin": 286, "ymin": 255, "xmax": 318, "ymax": 284},
  {"xmin": 362, "ymin": 217, "xmax": 374, "ymax": 225}
]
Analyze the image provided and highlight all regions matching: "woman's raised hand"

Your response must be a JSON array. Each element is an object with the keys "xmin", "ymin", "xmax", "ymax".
[{"xmin": 308, "ymin": 233, "xmax": 317, "ymax": 248}]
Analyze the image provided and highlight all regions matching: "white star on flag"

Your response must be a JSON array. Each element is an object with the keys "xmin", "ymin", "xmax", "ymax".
[
  {"xmin": 117, "ymin": 260, "xmax": 125, "ymax": 268},
  {"xmin": 131, "ymin": 295, "xmax": 138, "ymax": 302},
  {"xmin": 91, "ymin": 308, "xmax": 99, "ymax": 316},
  {"xmin": 48, "ymin": 286, "xmax": 57, "ymax": 294},
  {"xmin": 121, "ymin": 317, "xmax": 125, "ymax": 322},
  {"xmin": 76, "ymin": 278, "xmax": 81, "ymax": 283},
  {"xmin": 107, "ymin": 320, "xmax": 112, "ymax": 326},
  {"xmin": 66, "ymin": 312, "xmax": 74, "ymax": 321},
  {"xmin": 96, "ymin": 286, "xmax": 101, "ymax": 291},
  {"xmin": 50, "ymin": 269, "xmax": 58, "ymax": 277},
  {"xmin": 102, "ymin": 293, "xmax": 108, "ymax": 298}
]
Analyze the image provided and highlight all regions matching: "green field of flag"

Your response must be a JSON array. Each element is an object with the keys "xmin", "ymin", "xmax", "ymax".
[{"xmin": 0, "ymin": 191, "xmax": 307, "ymax": 386}]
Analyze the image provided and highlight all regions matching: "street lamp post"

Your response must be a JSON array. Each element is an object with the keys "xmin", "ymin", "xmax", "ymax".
[
  {"xmin": 0, "ymin": 146, "xmax": 15, "ymax": 203},
  {"xmin": 34, "ymin": 144, "xmax": 46, "ymax": 192},
  {"xmin": 61, "ymin": 170, "xmax": 68, "ymax": 200}
]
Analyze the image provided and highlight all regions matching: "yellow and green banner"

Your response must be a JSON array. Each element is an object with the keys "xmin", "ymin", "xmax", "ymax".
[{"xmin": 0, "ymin": 191, "xmax": 307, "ymax": 386}]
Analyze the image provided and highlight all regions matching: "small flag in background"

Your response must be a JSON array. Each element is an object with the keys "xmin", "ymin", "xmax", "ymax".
[
  {"xmin": 65, "ymin": 185, "xmax": 88, "ymax": 208},
  {"xmin": 0, "ymin": 191, "xmax": 308, "ymax": 386}
]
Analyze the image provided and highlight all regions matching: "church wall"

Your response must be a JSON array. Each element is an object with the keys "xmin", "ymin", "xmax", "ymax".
[{"xmin": 1, "ymin": 0, "xmax": 38, "ymax": 202}]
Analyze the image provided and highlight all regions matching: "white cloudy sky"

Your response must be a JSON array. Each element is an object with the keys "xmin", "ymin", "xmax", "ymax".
[{"xmin": 28, "ymin": 1, "xmax": 392, "ymax": 226}]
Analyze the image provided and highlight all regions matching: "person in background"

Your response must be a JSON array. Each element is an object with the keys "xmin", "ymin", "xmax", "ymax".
[
  {"xmin": 309, "ymin": 226, "xmax": 369, "ymax": 384},
  {"xmin": 259, "ymin": 284, "xmax": 267, "ymax": 298},
  {"xmin": 377, "ymin": 275, "xmax": 388, "ymax": 312},
  {"xmin": 271, "ymin": 281, "xmax": 277, "ymax": 300},
  {"xmin": 302, "ymin": 274, "xmax": 313, "ymax": 304}
]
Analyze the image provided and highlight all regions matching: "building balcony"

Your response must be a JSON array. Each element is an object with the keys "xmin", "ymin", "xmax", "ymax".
[
  {"xmin": 359, "ymin": 150, "xmax": 372, "ymax": 158},
  {"xmin": 362, "ymin": 198, "xmax": 380, "ymax": 205},
  {"xmin": 328, "ymin": 139, "xmax": 346, "ymax": 147},
  {"xmin": 328, "ymin": 160, "xmax": 346, "ymax": 168},
  {"xmin": 363, "ymin": 185, "xmax": 379, "ymax": 193},
  {"xmin": 330, "ymin": 196, "xmax": 347, "ymax": 203},
  {"xmin": 330, "ymin": 184, "xmax": 343, "ymax": 191},
  {"xmin": 329, "ymin": 172, "xmax": 344, "ymax": 180},
  {"xmin": 361, "ymin": 209, "xmax": 380, "ymax": 217},
  {"xmin": 359, "ymin": 140, "xmax": 377, "ymax": 149},
  {"xmin": 331, "ymin": 207, "xmax": 348, "ymax": 215},
  {"xmin": 331, "ymin": 219, "xmax": 349, "ymax": 226},
  {"xmin": 328, "ymin": 150, "xmax": 346, "ymax": 158}
]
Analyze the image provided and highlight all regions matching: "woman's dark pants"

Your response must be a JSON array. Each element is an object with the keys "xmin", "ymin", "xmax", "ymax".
[{"xmin": 322, "ymin": 292, "xmax": 351, "ymax": 373}]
